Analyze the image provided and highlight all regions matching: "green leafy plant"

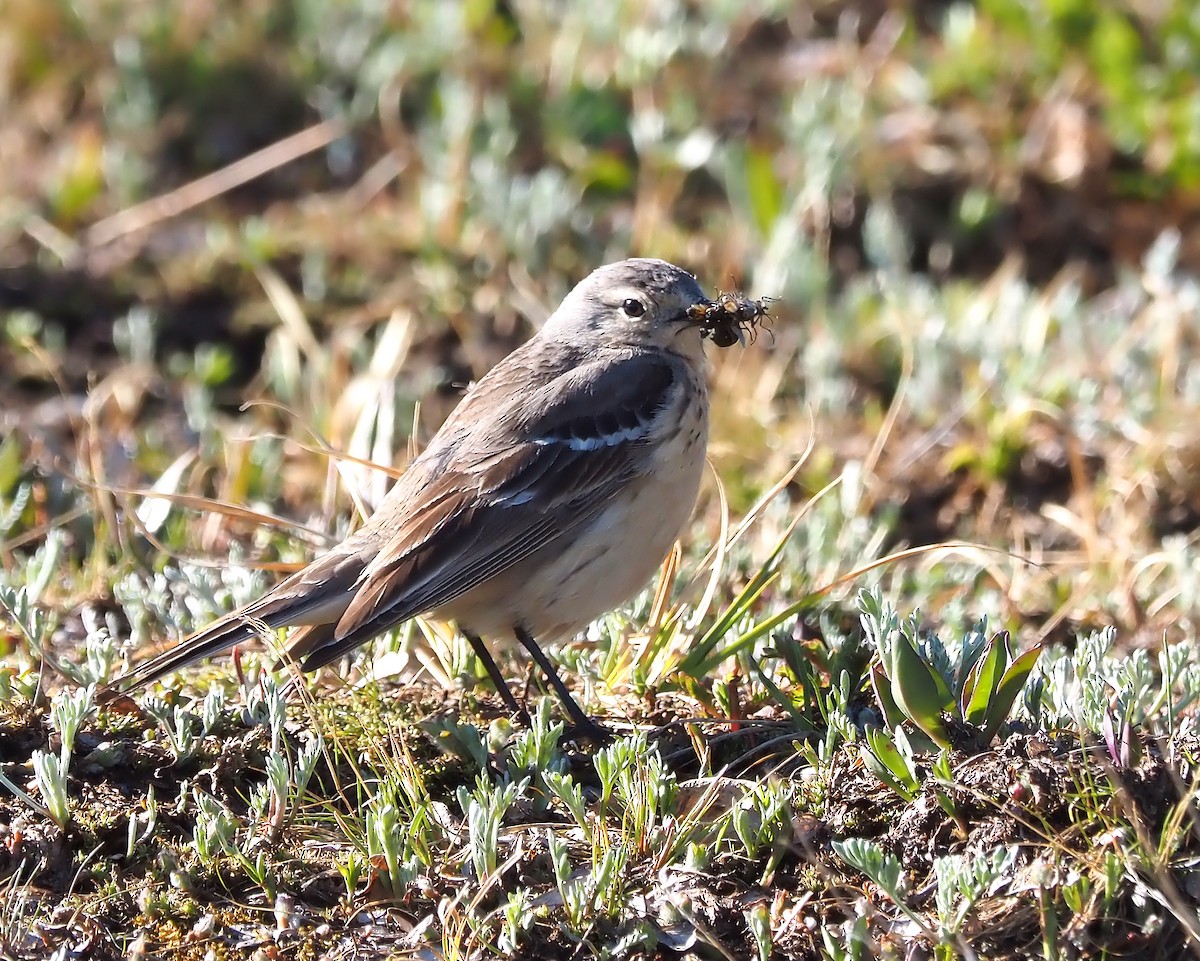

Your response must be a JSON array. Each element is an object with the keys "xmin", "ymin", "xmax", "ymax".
[
  {"xmin": 861, "ymin": 590, "xmax": 1041, "ymax": 751},
  {"xmin": 860, "ymin": 725, "xmax": 920, "ymax": 802},
  {"xmin": 31, "ymin": 751, "xmax": 71, "ymax": 830},
  {"xmin": 457, "ymin": 775, "xmax": 528, "ymax": 882}
]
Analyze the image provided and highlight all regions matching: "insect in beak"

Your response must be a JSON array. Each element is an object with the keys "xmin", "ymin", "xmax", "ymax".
[{"xmin": 687, "ymin": 291, "xmax": 774, "ymax": 348}]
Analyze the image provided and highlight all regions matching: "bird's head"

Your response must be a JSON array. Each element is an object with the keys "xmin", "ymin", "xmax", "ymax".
[{"xmin": 541, "ymin": 258, "xmax": 748, "ymax": 359}]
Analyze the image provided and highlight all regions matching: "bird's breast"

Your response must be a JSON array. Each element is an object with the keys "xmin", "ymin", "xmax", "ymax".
[{"xmin": 441, "ymin": 377, "xmax": 709, "ymax": 642}]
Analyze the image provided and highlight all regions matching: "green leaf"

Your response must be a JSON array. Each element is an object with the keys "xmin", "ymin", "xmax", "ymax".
[
  {"xmin": 870, "ymin": 662, "xmax": 904, "ymax": 731},
  {"xmin": 861, "ymin": 728, "xmax": 918, "ymax": 800},
  {"xmin": 745, "ymin": 145, "xmax": 784, "ymax": 238},
  {"xmin": 752, "ymin": 658, "xmax": 811, "ymax": 729},
  {"xmin": 980, "ymin": 645, "xmax": 1042, "ymax": 742},
  {"xmin": 930, "ymin": 749, "xmax": 960, "ymax": 822},
  {"xmin": 0, "ymin": 434, "xmax": 22, "ymax": 496},
  {"xmin": 833, "ymin": 838, "xmax": 905, "ymax": 902},
  {"xmin": 682, "ymin": 571, "xmax": 779, "ymax": 677},
  {"xmin": 888, "ymin": 632, "xmax": 952, "ymax": 749},
  {"xmin": 961, "ymin": 631, "xmax": 1011, "ymax": 727}
]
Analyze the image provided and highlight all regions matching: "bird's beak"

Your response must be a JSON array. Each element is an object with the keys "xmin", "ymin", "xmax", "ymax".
[{"xmin": 674, "ymin": 299, "xmax": 714, "ymax": 325}]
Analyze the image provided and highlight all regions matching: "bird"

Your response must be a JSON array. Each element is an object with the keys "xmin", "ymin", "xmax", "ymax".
[{"xmin": 104, "ymin": 258, "xmax": 731, "ymax": 740}]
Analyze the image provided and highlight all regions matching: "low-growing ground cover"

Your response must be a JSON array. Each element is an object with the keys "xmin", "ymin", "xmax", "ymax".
[{"xmin": 4, "ymin": 2, "xmax": 1200, "ymax": 958}]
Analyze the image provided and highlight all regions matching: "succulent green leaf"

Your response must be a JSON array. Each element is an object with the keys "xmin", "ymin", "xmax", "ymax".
[
  {"xmin": 862, "ymin": 727, "xmax": 919, "ymax": 800},
  {"xmin": 962, "ymin": 631, "xmax": 1012, "ymax": 726},
  {"xmin": 871, "ymin": 661, "xmax": 904, "ymax": 731},
  {"xmin": 888, "ymin": 633, "xmax": 952, "ymax": 749},
  {"xmin": 980, "ymin": 644, "xmax": 1043, "ymax": 742}
]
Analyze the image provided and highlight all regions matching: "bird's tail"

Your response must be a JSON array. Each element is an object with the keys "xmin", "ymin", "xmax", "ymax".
[
  {"xmin": 97, "ymin": 545, "xmax": 368, "ymax": 703},
  {"xmin": 97, "ymin": 609, "xmax": 279, "ymax": 703}
]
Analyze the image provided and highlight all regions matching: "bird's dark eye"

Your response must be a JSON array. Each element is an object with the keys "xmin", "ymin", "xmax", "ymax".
[{"xmin": 621, "ymin": 298, "xmax": 646, "ymax": 318}]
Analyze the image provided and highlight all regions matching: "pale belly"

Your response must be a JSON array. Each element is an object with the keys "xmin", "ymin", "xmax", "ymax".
[{"xmin": 438, "ymin": 416, "xmax": 707, "ymax": 642}]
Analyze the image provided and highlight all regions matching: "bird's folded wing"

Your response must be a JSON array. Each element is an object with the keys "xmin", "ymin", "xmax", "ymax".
[{"xmin": 301, "ymin": 353, "xmax": 679, "ymax": 665}]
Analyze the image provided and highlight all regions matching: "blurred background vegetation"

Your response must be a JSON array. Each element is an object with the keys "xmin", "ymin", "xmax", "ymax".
[
  {"xmin": 3, "ymin": 0, "xmax": 1200, "ymax": 651},
  {"xmin": 6, "ymin": 3, "xmax": 1200, "ymax": 956}
]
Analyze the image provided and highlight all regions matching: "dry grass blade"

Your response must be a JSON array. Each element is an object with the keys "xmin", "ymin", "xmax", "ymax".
[{"xmin": 83, "ymin": 119, "xmax": 348, "ymax": 250}]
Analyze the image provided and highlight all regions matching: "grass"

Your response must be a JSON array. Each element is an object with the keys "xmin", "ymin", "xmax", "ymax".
[{"xmin": 4, "ymin": 1, "xmax": 1200, "ymax": 958}]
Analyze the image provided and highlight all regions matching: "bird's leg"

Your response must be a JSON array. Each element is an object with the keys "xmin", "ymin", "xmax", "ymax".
[
  {"xmin": 461, "ymin": 629, "xmax": 530, "ymax": 724},
  {"xmin": 513, "ymin": 626, "xmax": 612, "ymax": 743}
]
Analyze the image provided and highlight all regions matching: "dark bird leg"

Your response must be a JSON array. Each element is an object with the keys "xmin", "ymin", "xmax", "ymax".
[
  {"xmin": 461, "ymin": 629, "xmax": 529, "ymax": 724},
  {"xmin": 514, "ymin": 626, "xmax": 611, "ymax": 743}
]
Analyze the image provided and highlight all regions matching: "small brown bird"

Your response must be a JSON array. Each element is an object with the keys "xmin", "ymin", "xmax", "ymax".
[{"xmin": 107, "ymin": 258, "xmax": 748, "ymax": 738}]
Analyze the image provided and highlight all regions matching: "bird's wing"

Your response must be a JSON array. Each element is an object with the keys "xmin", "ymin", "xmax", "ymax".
[{"xmin": 296, "ymin": 351, "xmax": 680, "ymax": 668}]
